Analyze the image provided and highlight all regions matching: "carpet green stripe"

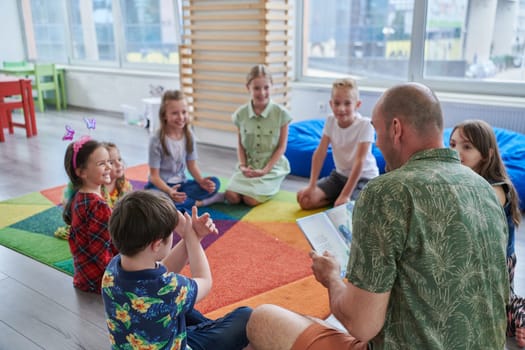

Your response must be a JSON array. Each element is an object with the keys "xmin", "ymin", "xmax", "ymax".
[
  {"xmin": 0, "ymin": 227, "xmax": 70, "ymax": 265},
  {"xmin": 1, "ymin": 191, "xmax": 54, "ymax": 205},
  {"xmin": 54, "ymin": 258, "xmax": 74, "ymax": 276},
  {"xmin": 272, "ymin": 190, "xmax": 298, "ymax": 202}
]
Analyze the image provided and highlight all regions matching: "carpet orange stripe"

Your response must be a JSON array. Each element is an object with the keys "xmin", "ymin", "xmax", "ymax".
[
  {"xmin": 185, "ymin": 221, "xmax": 313, "ymax": 314},
  {"xmin": 249, "ymin": 221, "xmax": 312, "ymax": 253},
  {"xmin": 40, "ymin": 185, "xmax": 67, "ymax": 205},
  {"xmin": 125, "ymin": 164, "xmax": 149, "ymax": 180},
  {"xmin": 204, "ymin": 275, "xmax": 330, "ymax": 320}
]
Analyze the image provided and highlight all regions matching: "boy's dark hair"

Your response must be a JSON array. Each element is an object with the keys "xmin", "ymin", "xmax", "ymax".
[{"xmin": 109, "ymin": 190, "xmax": 179, "ymax": 256}]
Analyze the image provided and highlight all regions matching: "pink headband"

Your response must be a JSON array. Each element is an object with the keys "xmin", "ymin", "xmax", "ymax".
[{"xmin": 72, "ymin": 136, "xmax": 91, "ymax": 170}]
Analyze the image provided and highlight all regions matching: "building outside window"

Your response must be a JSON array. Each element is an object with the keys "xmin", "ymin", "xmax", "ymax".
[{"xmin": 301, "ymin": 0, "xmax": 525, "ymax": 94}]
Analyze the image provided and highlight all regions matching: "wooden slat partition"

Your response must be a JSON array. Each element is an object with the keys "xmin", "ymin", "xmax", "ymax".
[{"xmin": 180, "ymin": 0, "xmax": 293, "ymax": 133}]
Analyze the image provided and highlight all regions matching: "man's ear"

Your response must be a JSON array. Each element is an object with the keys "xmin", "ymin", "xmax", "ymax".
[{"xmin": 392, "ymin": 118, "xmax": 402, "ymax": 139}]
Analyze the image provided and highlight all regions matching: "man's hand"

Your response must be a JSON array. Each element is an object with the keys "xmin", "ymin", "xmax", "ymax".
[
  {"xmin": 310, "ymin": 250, "xmax": 342, "ymax": 288},
  {"xmin": 334, "ymin": 194, "xmax": 350, "ymax": 207}
]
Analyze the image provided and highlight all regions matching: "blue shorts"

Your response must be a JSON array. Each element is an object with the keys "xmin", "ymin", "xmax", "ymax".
[{"xmin": 187, "ymin": 306, "xmax": 252, "ymax": 350}]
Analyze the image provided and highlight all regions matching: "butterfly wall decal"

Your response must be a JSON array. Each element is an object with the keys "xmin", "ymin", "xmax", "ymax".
[
  {"xmin": 62, "ymin": 125, "xmax": 75, "ymax": 141},
  {"xmin": 84, "ymin": 117, "xmax": 96, "ymax": 130}
]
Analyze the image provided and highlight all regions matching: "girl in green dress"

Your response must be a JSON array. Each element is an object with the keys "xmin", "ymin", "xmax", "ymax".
[{"xmin": 225, "ymin": 64, "xmax": 293, "ymax": 206}]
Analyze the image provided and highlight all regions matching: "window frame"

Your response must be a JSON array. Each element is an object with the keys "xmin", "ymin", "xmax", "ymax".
[
  {"xmin": 22, "ymin": 0, "xmax": 183, "ymax": 72},
  {"xmin": 295, "ymin": 0, "xmax": 525, "ymax": 98}
]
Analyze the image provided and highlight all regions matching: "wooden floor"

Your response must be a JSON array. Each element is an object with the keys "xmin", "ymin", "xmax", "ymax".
[{"xmin": 0, "ymin": 108, "xmax": 523, "ymax": 349}]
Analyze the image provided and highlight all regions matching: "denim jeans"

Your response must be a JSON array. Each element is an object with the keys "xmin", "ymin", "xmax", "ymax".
[
  {"xmin": 187, "ymin": 306, "xmax": 252, "ymax": 350},
  {"xmin": 144, "ymin": 177, "xmax": 220, "ymax": 213}
]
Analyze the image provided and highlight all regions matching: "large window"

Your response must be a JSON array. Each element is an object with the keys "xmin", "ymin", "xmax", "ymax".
[
  {"xmin": 21, "ymin": 0, "xmax": 181, "ymax": 68},
  {"xmin": 300, "ymin": 0, "xmax": 525, "ymax": 96},
  {"xmin": 120, "ymin": 0, "xmax": 180, "ymax": 65},
  {"xmin": 69, "ymin": 0, "xmax": 116, "ymax": 62},
  {"xmin": 23, "ymin": 0, "xmax": 68, "ymax": 62},
  {"xmin": 19, "ymin": 0, "xmax": 525, "ymax": 96}
]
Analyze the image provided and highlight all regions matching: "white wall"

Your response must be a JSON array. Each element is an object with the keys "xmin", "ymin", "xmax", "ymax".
[
  {"xmin": 291, "ymin": 83, "xmax": 525, "ymax": 133},
  {"xmin": 65, "ymin": 68, "xmax": 179, "ymax": 112},
  {"xmin": 63, "ymin": 68, "xmax": 242, "ymax": 148},
  {"xmin": 62, "ymin": 70, "xmax": 525, "ymax": 149},
  {"xmin": 0, "ymin": 0, "xmax": 25, "ymax": 62},
  {"xmin": 290, "ymin": 83, "xmax": 382, "ymax": 120}
]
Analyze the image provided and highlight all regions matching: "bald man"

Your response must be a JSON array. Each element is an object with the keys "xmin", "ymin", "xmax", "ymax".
[{"xmin": 246, "ymin": 83, "xmax": 509, "ymax": 350}]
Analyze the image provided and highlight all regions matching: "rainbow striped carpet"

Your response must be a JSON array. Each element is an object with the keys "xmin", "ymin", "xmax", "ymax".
[{"xmin": 0, "ymin": 164, "xmax": 330, "ymax": 318}]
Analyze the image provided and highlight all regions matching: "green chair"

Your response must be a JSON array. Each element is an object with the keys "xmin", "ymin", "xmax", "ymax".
[
  {"xmin": 3, "ymin": 61, "xmax": 28, "ymax": 68},
  {"xmin": 2, "ymin": 61, "xmax": 30, "ymax": 78},
  {"xmin": 32, "ymin": 63, "xmax": 61, "ymax": 112}
]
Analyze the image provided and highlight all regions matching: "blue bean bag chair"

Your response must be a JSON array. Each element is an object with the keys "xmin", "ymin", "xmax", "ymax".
[
  {"xmin": 285, "ymin": 119, "xmax": 334, "ymax": 178},
  {"xmin": 286, "ymin": 119, "xmax": 387, "ymax": 178},
  {"xmin": 287, "ymin": 119, "xmax": 525, "ymax": 210}
]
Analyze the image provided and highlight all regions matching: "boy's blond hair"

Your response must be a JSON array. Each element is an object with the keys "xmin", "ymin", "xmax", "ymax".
[{"xmin": 332, "ymin": 78, "xmax": 360, "ymax": 101}]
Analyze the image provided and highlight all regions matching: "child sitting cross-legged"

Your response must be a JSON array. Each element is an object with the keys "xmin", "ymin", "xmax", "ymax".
[{"xmin": 101, "ymin": 190, "xmax": 252, "ymax": 350}]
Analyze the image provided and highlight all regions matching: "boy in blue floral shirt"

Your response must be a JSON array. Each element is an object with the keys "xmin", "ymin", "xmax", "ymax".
[{"xmin": 102, "ymin": 190, "xmax": 252, "ymax": 350}]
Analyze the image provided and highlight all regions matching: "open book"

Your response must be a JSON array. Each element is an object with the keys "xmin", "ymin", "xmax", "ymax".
[{"xmin": 296, "ymin": 202, "xmax": 354, "ymax": 276}]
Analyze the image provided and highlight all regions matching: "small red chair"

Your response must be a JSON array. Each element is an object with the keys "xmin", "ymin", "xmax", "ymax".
[{"xmin": 0, "ymin": 78, "xmax": 35, "ymax": 142}]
